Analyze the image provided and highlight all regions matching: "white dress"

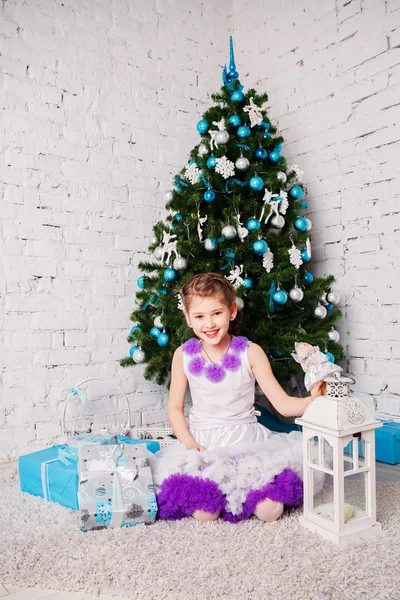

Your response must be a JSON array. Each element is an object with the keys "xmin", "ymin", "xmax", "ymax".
[{"xmin": 150, "ymin": 337, "xmax": 322, "ymax": 520}]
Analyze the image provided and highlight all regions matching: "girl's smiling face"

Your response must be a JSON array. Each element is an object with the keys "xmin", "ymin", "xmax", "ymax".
[{"xmin": 184, "ymin": 295, "xmax": 237, "ymax": 347}]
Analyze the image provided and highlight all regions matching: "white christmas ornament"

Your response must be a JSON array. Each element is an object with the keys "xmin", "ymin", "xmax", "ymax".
[
  {"xmin": 184, "ymin": 163, "xmax": 201, "ymax": 185},
  {"xmin": 226, "ymin": 264, "xmax": 245, "ymax": 289},
  {"xmin": 197, "ymin": 208, "xmax": 207, "ymax": 242},
  {"xmin": 243, "ymin": 97, "xmax": 264, "ymax": 127},
  {"xmin": 235, "ymin": 297, "xmax": 244, "ymax": 311},
  {"xmin": 160, "ymin": 231, "xmax": 178, "ymax": 265},
  {"xmin": 150, "ymin": 236, "xmax": 158, "ymax": 246},
  {"xmin": 236, "ymin": 213, "xmax": 249, "ymax": 242},
  {"xmin": 328, "ymin": 328, "xmax": 341, "ymax": 343},
  {"xmin": 306, "ymin": 238, "xmax": 312, "ymax": 259},
  {"xmin": 222, "ymin": 225, "xmax": 237, "ymax": 240},
  {"xmin": 177, "ymin": 293, "xmax": 185, "ymax": 311},
  {"xmin": 305, "ymin": 218, "xmax": 312, "ymax": 231},
  {"xmin": 289, "ymin": 287, "xmax": 304, "ymax": 302},
  {"xmin": 154, "ymin": 316, "xmax": 164, "ymax": 329},
  {"xmin": 154, "ymin": 246, "xmax": 163, "ymax": 260},
  {"xmin": 288, "ymin": 164, "xmax": 304, "ymax": 182},
  {"xmin": 215, "ymin": 130, "xmax": 230, "ymax": 145},
  {"xmin": 173, "ymin": 256, "xmax": 188, "ymax": 270},
  {"xmin": 198, "ymin": 143, "xmax": 208, "ymax": 157},
  {"xmin": 289, "ymin": 243, "xmax": 303, "ymax": 269},
  {"xmin": 262, "ymin": 248, "xmax": 274, "ymax": 273},
  {"xmin": 278, "ymin": 190, "xmax": 289, "ymax": 215},
  {"xmin": 235, "ymin": 157, "xmax": 250, "ymax": 171},
  {"xmin": 215, "ymin": 156, "xmax": 235, "ymax": 179},
  {"xmin": 271, "ymin": 214, "xmax": 285, "ymax": 228},
  {"xmin": 204, "ymin": 238, "xmax": 217, "ymax": 251},
  {"xmin": 276, "ymin": 171, "xmax": 287, "ymax": 184},
  {"xmin": 327, "ymin": 290, "xmax": 341, "ymax": 305},
  {"xmin": 163, "ymin": 190, "xmax": 174, "ymax": 202},
  {"xmin": 132, "ymin": 348, "xmax": 146, "ymax": 364},
  {"xmin": 314, "ymin": 304, "xmax": 328, "ymax": 319}
]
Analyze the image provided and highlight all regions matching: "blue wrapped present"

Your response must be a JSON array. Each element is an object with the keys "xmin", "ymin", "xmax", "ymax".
[
  {"xmin": 19, "ymin": 438, "xmax": 161, "ymax": 511},
  {"xmin": 19, "ymin": 445, "xmax": 79, "ymax": 510},
  {"xmin": 375, "ymin": 420, "xmax": 400, "ymax": 465}
]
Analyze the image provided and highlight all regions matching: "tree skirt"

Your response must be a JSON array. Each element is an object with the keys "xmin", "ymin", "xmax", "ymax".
[{"xmin": 1, "ymin": 467, "xmax": 399, "ymax": 600}]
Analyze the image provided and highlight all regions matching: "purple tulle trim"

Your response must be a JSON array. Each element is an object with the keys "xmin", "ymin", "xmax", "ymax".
[
  {"xmin": 183, "ymin": 338, "xmax": 202, "ymax": 355},
  {"xmin": 188, "ymin": 356, "xmax": 204, "ymax": 376},
  {"xmin": 221, "ymin": 352, "xmax": 241, "ymax": 371},
  {"xmin": 222, "ymin": 469, "xmax": 303, "ymax": 522},
  {"xmin": 205, "ymin": 363, "xmax": 226, "ymax": 383},
  {"xmin": 230, "ymin": 336, "xmax": 249, "ymax": 352},
  {"xmin": 157, "ymin": 474, "xmax": 227, "ymax": 520}
]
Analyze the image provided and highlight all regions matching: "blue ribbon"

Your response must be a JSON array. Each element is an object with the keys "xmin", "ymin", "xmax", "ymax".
[
  {"xmin": 67, "ymin": 387, "xmax": 88, "ymax": 408},
  {"xmin": 258, "ymin": 121, "xmax": 270, "ymax": 130},
  {"xmin": 220, "ymin": 249, "xmax": 235, "ymax": 270},
  {"xmin": 141, "ymin": 294, "xmax": 154, "ymax": 310},
  {"xmin": 199, "ymin": 173, "xmax": 209, "ymax": 187},
  {"xmin": 174, "ymin": 177, "xmax": 188, "ymax": 190},
  {"xmin": 57, "ymin": 446, "xmax": 78, "ymax": 466},
  {"xmin": 267, "ymin": 281, "xmax": 277, "ymax": 313},
  {"xmin": 236, "ymin": 143, "xmax": 250, "ymax": 151},
  {"xmin": 225, "ymin": 178, "xmax": 249, "ymax": 193}
]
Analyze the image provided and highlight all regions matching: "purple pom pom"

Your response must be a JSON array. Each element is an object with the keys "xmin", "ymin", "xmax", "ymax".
[
  {"xmin": 188, "ymin": 356, "xmax": 204, "ymax": 376},
  {"xmin": 230, "ymin": 336, "xmax": 248, "ymax": 352},
  {"xmin": 183, "ymin": 338, "xmax": 202, "ymax": 356},
  {"xmin": 222, "ymin": 352, "xmax": 241, "ymax": 371},
  {"xmin": 205, "ymin": 363, "xmax": 226, "ymax": 383}
]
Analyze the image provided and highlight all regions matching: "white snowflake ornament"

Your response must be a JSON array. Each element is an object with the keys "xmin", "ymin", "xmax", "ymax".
[
  {"xmin": 184, "ymin": 163, "xmax": 201, "ymax": 185},
  {"xmin": 289, "ymin": 243, "xmax": 303, "ymax": 269},
  {"xmin": 226, "ymin": 264, "xmax": 244, "ymax": 289},
  {"xmin": 215, "ymin": 156, "xmax": 235, "ymax": 179},
  {"xmin": 262, "ymin": 248, "xmax": 274, "ymax": 273}
]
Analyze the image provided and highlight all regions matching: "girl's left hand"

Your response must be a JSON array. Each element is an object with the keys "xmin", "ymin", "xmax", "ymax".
[{"xmin": 310, "ymin": 380, "xmax": 326, "ymax": 400}]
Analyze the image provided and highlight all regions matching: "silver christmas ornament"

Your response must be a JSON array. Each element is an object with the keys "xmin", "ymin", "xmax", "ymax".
[
  {"xmin": 305, "ymin": 218, "xmax": 312, "ymax": 231},
  {"xmin": 271, "ymin": 214, "xmax": 285, "ymax": 229},
  {"xmin": 314, "ymin": 304, "xmax": 328, "ymax": 319},
  {"xmin": 236, "ymin": 297, "xmax": 244, "ymax": 311},
  {"xmin": 276, "ymin": 171, "xmax": 287, "ymax": 183},
  {"xmin": 154, "ymin": 316, "xmax": 164, "ymax": 329},
  {"xmin": 204, "ymin": 238, "xmax": 217, "ymax": 251},
  {"xmin": 328, "ymin": 328, "xmax": 341, "ymax": 343},
  {"xmin": 163, "ymin": 190, "xmax": 174, "ymax": 202},
  {"xmin": 222, "ymin": 225, "xmax": 237, "ymax": 240},
  {"xmin": 154, "ymin": 246, "xmax": 163, "ymax": 260},
  {"xmin": 289, "ymin": 287, "xmax": 304, "ymax": 302},
  {"xmin": 215, "ymin": 130, "xmax": 230, "ymax": 144},
  {"xmin": 132, "ymin": 349, "xmax": 146, "ymax": 364},
  {"xmin": 320, "ymin": 292, "xmax": 327, "ymax": 304},
  {"xmin": 173, "ymin": 256, "xmax": 188, "ymax": 270},
  {"xmin": 198, "ymin": 143, "xmax": 208, "ymax": 157},
  {"xmin": 327, "ymin": 290, "xmax": 341, "ymax": 305},
  {"xmin": 235, "ymin": 157, "xmax": 250, "ymax": 171},
  {"xmin": 150, "ymin": 236, "xmax": 158, "ymax": 246}
]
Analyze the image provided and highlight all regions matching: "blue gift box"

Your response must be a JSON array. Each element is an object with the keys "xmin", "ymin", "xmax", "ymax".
[
  {"xmin": 375, "ymin": 420, "xmax": 400, "ymax": 465},
  {"xmin": 19, "ymin": 437, "xmax": 160, "ymax": 510}
]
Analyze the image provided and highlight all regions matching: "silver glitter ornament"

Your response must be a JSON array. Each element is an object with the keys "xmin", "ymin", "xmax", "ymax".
[
  {"xmin": 305, "ymin": 218, "xmax": 312, "ymax": 231},
  {"xmin": 150, "ymin": 236, "xmax": 158, "ymax": 246},
  {"xmin": 289, "ymin": 287, "xmax": 304, "ymax": 302},
  {"xmin": 154, "ymin": 316, "xmax": 164, "ymax": 329},
  {"xmin": 173, "ymin": 256, "xmax": 188, "ymax": 270},
  {"xmin": 276, "ymin": 171, "xmax": 287, "ymax": 183},
  {"xmin": 236, "ymin": 297, "xmax": 244, "ymax": 311},
  {"xmin": 132, "ymin": 349, "xmax": 146, "ymax": 364},
  {"xmin": 154, "ymin": 246, "xmax": 163, "ymax": 260},
  {"xmin": 204, "ymin": 238, "xmax": 217, "ymax": 251},
  {"xmin": 163, "ymin": 190, "xmax": 174, "ymax": 202},
  {"xmin": 328, "ymin": 328, "xmax": 340, "ymax": 343},
  {"xmin": 235, "ymin": 157, "xmax": 250, "ymax": 171},
  {"xmin": 271, "ymin": 214, "xmax": 285, "ymax": 229},
  {"xmin": 221, "ymin": 225, "xmax": 237, "ymax": 240},
  {"xmin": 314, "ymin": 304, "xmax": 328, "ymax": 319},
  {"xmin": 198, "ymin": 143, "xmax": 208, "ymax": 157},
  {"xmin": 215, "ymin": 130, "xmax": 230, "ymax": 144},
  {"xmin": 327, "ymin": 290, "xmax": 341, "ymax": 305}
]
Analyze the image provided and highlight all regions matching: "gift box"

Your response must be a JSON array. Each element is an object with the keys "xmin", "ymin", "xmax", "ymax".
[
  {"xmin": 78, "ymin": 443, "xmax": 157, "ymax": 531},
  {"xmin": 19, "ymin": 437, "xmax": 160, "ymax": 511},
  {"xmin": 67, "ymin": 431, "xmax": 116, "ymax": 447},
  {"xmin": 375, "ymin": 420, "xmax": 400, "ymax": 465}
]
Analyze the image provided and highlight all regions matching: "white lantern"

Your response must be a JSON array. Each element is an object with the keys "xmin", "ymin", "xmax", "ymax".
[{"xmin": 295, "ymin": 374, "xmax": 382, "ymax": 546}]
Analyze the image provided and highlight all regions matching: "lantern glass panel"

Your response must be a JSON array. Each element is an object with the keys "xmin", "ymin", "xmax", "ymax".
[
  {"xmin": 308, "ymin": 436, "xmax": 319, "ymax": 464},
  {"xmin": 322, "ymin": 438, "xmax": 333, "ymax": 470},
  {"xmin": 344, "ymin": 440, "xmax": 354, "ymax": 471},
  {"xmin": 312, "ymin": 470, "xmax": 334, "ymax": 522},
  {"xmin": 344, "ymin": 472, "xmax": 367, "ymax": 521}
]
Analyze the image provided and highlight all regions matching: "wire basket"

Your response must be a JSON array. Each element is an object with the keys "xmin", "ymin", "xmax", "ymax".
[
  {"xmin": 129, "ymin": 425, "xmax": 177, "ymax": 449},
  {"xmin": 62, "ymin": 378, "xmax": 131, "ymax": 438}
]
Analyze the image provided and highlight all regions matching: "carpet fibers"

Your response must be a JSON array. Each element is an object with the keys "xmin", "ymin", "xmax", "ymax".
[{"xmin": 1, "ymin": 468, "xmax": 399, "ymax": 600}]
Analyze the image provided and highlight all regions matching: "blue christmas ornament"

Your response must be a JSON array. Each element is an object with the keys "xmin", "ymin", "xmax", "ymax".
[
  {"xmin": 163, "ymin": 268, "xmax": 177, "ymax": 282},
  {"xmin": 130, "ymin": 325, "xmax": 142, "ymax": 337},
  {"xmin": 303, "ymin": 272, "xmax": 314, "ymax": 283},
  {"xmin": 228, "ymin": 69, "xmax": 239, "ymax": 80},
  {"xmin": 249, "ymin": 176, "xmax": 264, "ymax": 191},
  {"xmin": 207, "ymin": 156, "xmax": 217, "ymax": 168},
  {"xmin": 272, "ymin": 290, "xmax": 288, "ymax": 305},
  {"xmin": 174, "ymin": 213, "xmax": 183, "ymax": 222},
  {"xmin": 243, "ymin": 277, "xmax": 254, "ymax": 290},
  {"xmin": 255, "ymin": 148, "xmax": 267, "ymax": 159},
  {"xmin": 137, "ymin": 276, "xmax": 146, "ymax": 289},
  {"xmin": 263, "ymin": 132, "xmax": 272, "ymax": 139},
  {"xmin": 228, "ymin": 114, "xmax": 241, "ymax": 127},
  {"xmin": 294, "ymin": 218, "xmax": 308, "ymax": 232},
  {"xmin": 246, "ymin": 218, "xmax": 261, "ymax": 231},
  {"xmin": 237, "ymin": 125, "xmax": 251, "ymax": 138},
  {"xmin": 197, "ymin": 119, "xmax": 209, "ymax": 134},
  {"xmin": 326, "ymin": 303, "xmax": 334, "ymax": 311},
  {"xmin": 272, "ymin": 349, "xmax": 284, "ymax": 358},
  {"xmin": 231, "ymin": 90, "xmax": 244, "ymax": 102},
  {"xmin": 268, "ymin": 151, "xmax": 280, "ymax": 163},
  {"xmin": 204, "ymin": 190, "xmax": 216, "ymax": 202},
  {"xmin": 290, "ymin": 186, "xmax": 304, "ymax": 199},
  {"xmin": 129, "ymin": 345, "xmax": 139, "ymax": 358},
  {"xmin": 301, "ymin": 201, "xmax": 309, "ymax": 209},
  {"xmin": 222, "ymin": 36, "xmax": 240, "ymax": 90},
  {"xmin": 301, "ymin": 249, "xmax": 311, "ymax": 262},
  {"xmin": 274, "ymin": 143, "xmax": 283, "ymax": 153},
  {"xmin": 252, "ymin": 239, "xmax": 268, "ymax": 255},
  {"xmin": 150, "ymin": 327, "xmax": 161, "ymax": 339},
  {"xmin": 325, "ymin": 351, "xmax": 335, "ymax": 363},
  {"xmin": 157, "ymin": 332, "xmax": 170, "ymax": 348}
]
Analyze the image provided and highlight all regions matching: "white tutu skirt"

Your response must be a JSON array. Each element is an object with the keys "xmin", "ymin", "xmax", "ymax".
[{"xmin": 149, "ymin": 425, "xmax": 324, "ymax": 521}]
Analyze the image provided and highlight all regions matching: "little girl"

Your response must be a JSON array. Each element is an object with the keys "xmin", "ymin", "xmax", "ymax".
[{"xmin": 150, "ymin": 272, "xmax": 323, "ymax": 523}]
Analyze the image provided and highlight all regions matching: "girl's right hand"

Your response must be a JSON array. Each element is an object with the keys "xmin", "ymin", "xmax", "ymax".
[{"xmin": 186, "ymin": 441, "xmax": 206, "ymax": 452}]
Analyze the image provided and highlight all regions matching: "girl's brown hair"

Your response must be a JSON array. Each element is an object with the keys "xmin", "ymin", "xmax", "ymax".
[{"xmin": 180, "ymin": 272, "xmax": 242, "ymax": 335}]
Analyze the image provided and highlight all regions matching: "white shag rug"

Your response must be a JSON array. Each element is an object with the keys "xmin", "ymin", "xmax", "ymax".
[{"xmin": 1, "ymin": 467, "xmax": 400, "ymax": 600}]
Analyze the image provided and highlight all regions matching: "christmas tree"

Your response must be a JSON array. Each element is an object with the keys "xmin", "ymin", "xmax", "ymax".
[{"xmin": 121, "ymin": 38, "xmax": 344, "ymax": 386}]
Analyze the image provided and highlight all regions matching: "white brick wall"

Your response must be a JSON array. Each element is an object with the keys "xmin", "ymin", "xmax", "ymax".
[
  {"xmin": 233, "ymin": 0, "xmax": 400, "ymax": 416},
  {"xmin": 1, "ymin": 0, "xmax": 399, "ymax": 460},
  {"xmin": 0, "ymin": 0, "xmax": 232, "ymax": 460}
]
